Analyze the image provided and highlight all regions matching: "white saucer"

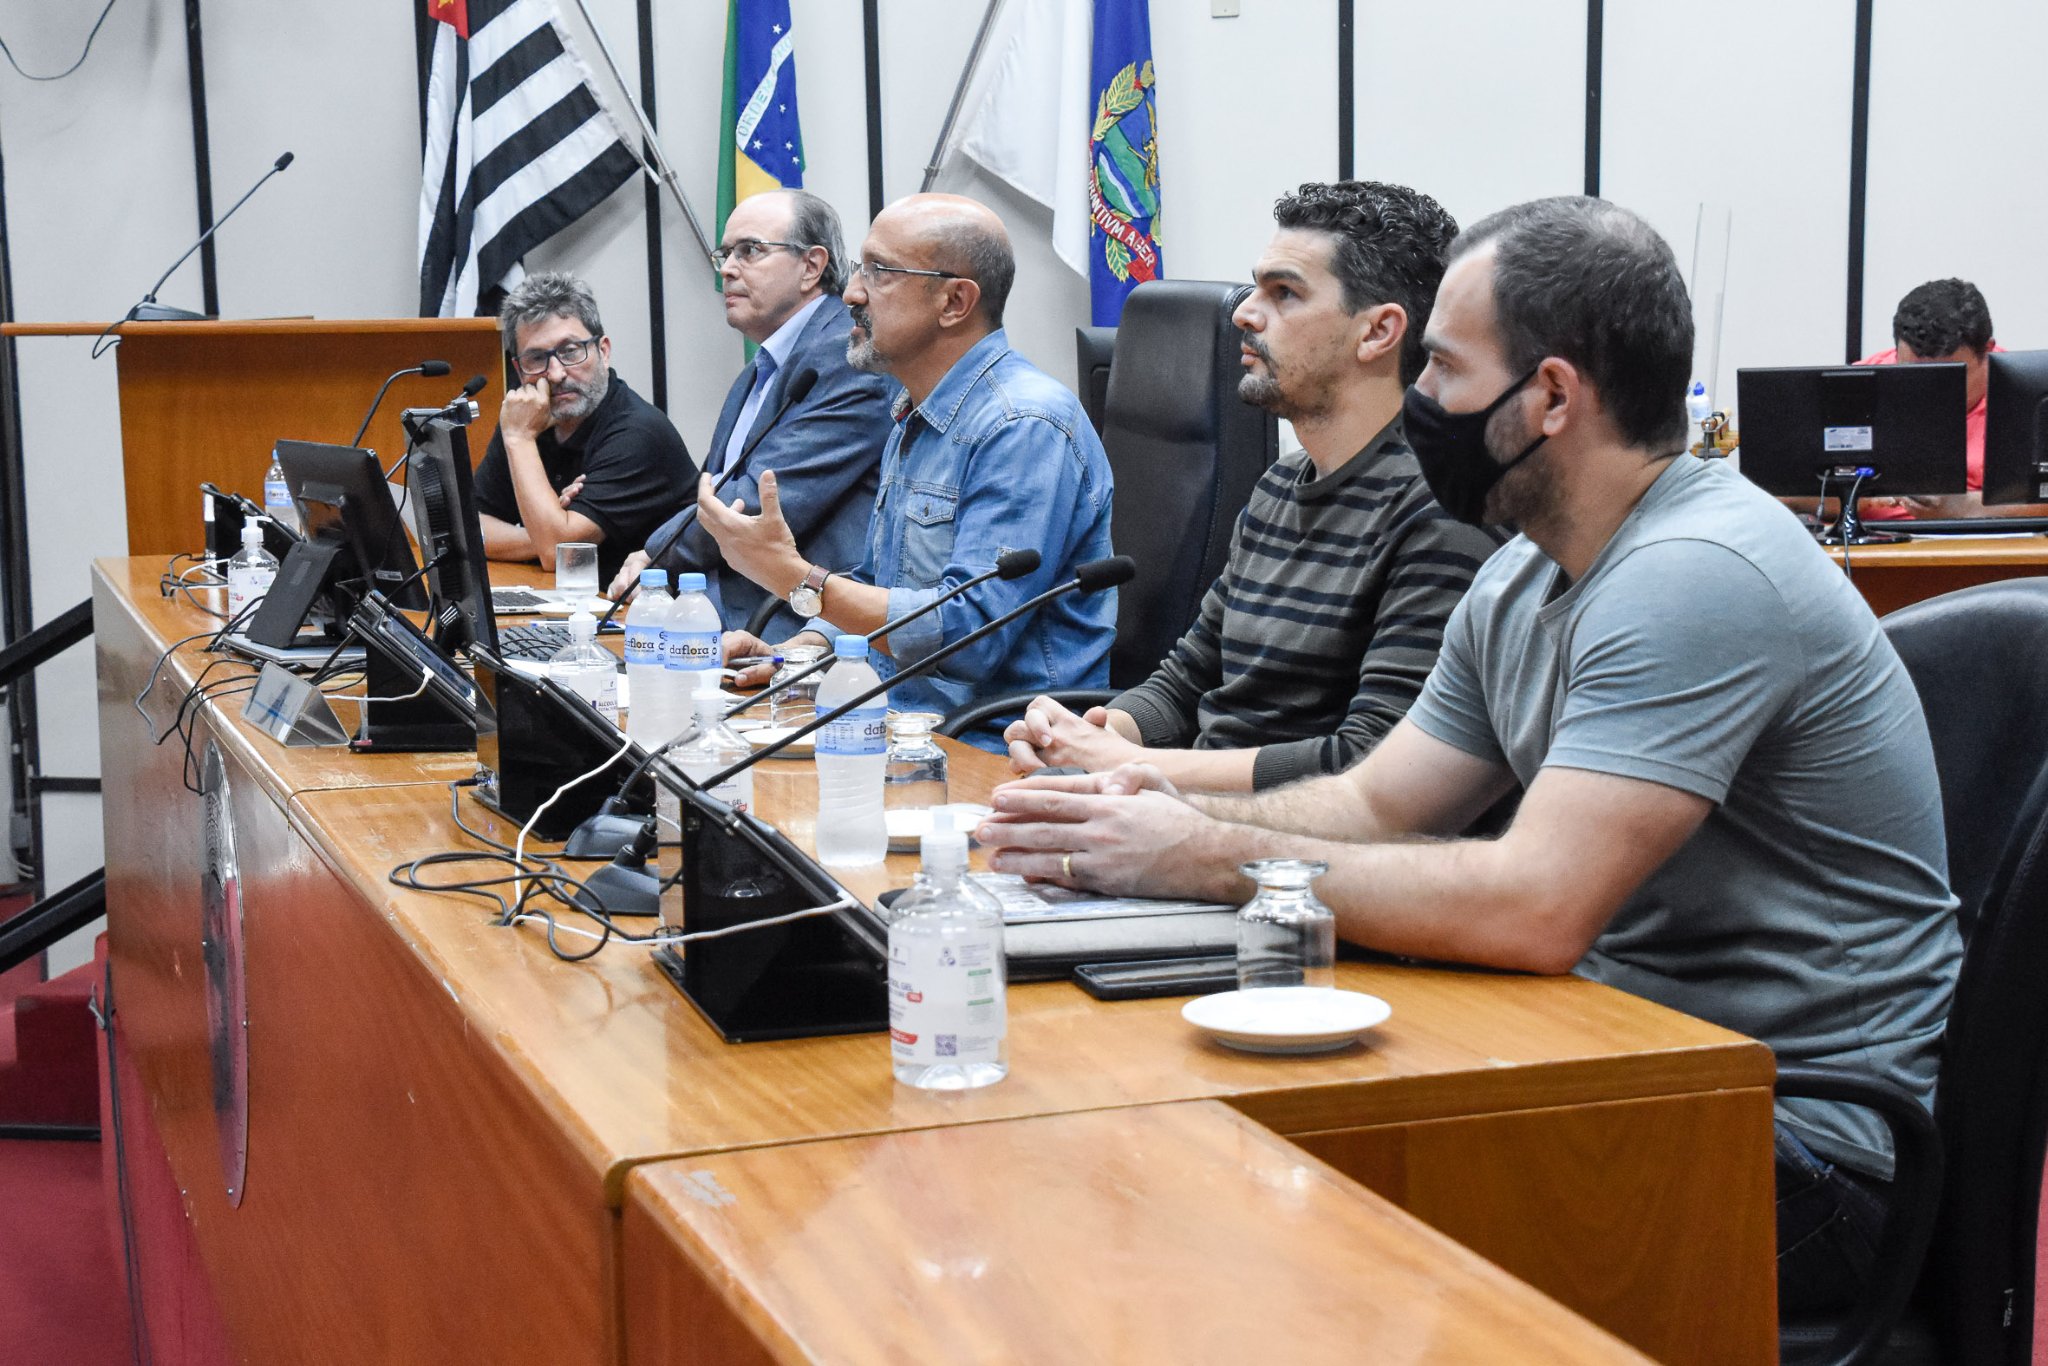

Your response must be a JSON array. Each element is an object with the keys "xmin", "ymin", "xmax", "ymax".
[
  {"xmin": 1181, "ymin": 987, "xmax": 1391, "ymax": 1055},
  {"xmin": 745, "ymin": 726, "xmax": 815, "ymax": 758},
  {"xmin": 885, "ymin": 804, "xmax": 994, "ymax": 851}
]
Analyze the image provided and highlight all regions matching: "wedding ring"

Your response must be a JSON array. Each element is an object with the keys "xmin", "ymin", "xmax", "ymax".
[{"xmin": 1060, "ymin": 852, "xmax": 1074, "ymax": 880}]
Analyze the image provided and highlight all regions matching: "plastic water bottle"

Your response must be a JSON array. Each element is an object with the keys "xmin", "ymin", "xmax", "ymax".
[
  {"xmin": 225, "ymin": 522, "xmax": 278, "ymax": 622},
  {"xmin": 547, "ymin": 610, "xmax": 620, "ymax": 725},
  {"xmin": 262, "ymin": 451, "xmax": 300, "ymax": 535},
  {"xmin": 1686, "ymin": 381, "xmax": 1714, "ymax": 446},
  {"xmin": 673, "ymin": 679, "xmax": 754, "ymax": 815},
  {"xmin": 624, "ymin": 570, "xmax": 677, "ymax": 750},
  {"xmin": 664, "ymin": 571, "xmax": 722, "ymax": 692},
  {"xmin": 888, "ymin": 810, "xmax": 1008, "ymax": 1089},
  {"xmin": 813, "ymin": 635, "xmax": 887, "ymax": 866}
]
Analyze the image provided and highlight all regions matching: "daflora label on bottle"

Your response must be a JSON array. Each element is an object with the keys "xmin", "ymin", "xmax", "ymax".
[
  {"xmin": 888, "ymin": 932, "xmax": 1005, "ymax": 1065},
  {"xmin": 817, "ymin": 705, "xmax": 887, "ymax": 756}
]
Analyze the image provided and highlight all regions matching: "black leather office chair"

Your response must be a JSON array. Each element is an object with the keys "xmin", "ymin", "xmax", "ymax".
[
  {"xmin": 1778, "ymin": 578, "xmax": 2048, "ymax": 1366},
  {"xmin": 1076, "ymin": 325, "xmax": 1116, "ymax": 435},
  {"xmin": 940, "ymin": 280, "xmax": 1278, "ymax": 740}
]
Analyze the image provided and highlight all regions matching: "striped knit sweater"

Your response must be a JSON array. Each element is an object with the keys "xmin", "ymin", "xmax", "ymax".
[{"xmin": 1112, "ymin": 418, "xmax": 1505, "ymax": 789}]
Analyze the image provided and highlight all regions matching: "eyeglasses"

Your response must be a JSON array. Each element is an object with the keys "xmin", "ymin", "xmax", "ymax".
[
  {"xmin": 513, "ymin": 336, "xmax": 600, "ymax": 377},
  {"xmin": 850, "ymin": 258, "xmax": 964, "ymax": 284},
  {"xmin": 711, "ymin": 238, "xmax": 806, "ymax": 269}
]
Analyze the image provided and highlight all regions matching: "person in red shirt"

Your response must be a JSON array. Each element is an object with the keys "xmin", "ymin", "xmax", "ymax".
[{"xmin": 1854, "ymin": 278, "xmax": 2048, "ymax": 520}]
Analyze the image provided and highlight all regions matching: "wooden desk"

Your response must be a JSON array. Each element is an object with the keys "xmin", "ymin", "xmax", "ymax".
[
  {"xmin": 623, "ymin": 1102, "xmax": 1652, "ymax": 1365},
  {"xmin": 1826, "ymin": 533, "xmax": 2048, "ymax": 615},
  {"xmin": 95, "ymin": 555, "xmax": 1778, "ymax": 1365}
]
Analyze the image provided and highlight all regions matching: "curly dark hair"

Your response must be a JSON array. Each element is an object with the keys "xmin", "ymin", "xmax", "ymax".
[
  {"xmin": 1893, "ymin": 278, "xmax": 1993, "ymax": 359},
  {"xmin": 1272, "ymin": 181, "xmax": 1459, "ymax": 385},
  {"xmin": 1450, "ymin": 196, "xmax": 1694, "ymax": 452}
]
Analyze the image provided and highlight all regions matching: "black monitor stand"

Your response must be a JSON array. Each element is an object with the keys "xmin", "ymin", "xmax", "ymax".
[
  {"xmin": 1814, "ymin": 465, "xmax": 1911, "ymax": 546},
  {"xmin": 651, "ymin": 791, "xmax": 889, "ymax": 1044},
  {"xmin": 344, "ymin": 594, "xmax": 477, "ymax": 754},
  {"xmin": 243, "ymin": 530, "xmax": 351, "ymax": 648}
]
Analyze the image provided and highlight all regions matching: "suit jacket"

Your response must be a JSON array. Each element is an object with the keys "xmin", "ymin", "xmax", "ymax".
[{"xmin": 649, "ymin": 295, "xmax": 895, "ymax": 639}]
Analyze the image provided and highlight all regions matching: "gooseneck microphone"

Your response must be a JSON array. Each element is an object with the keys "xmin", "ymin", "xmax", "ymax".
[
  {"xmin": 558, "ymin": 552, "xmax": 1127, "ymax": 875},
  {"xmin": 136, "ymin": 151, "xmax": 296, "ymax": 323},
  {"xmin": 723, "ymin": 547, "xmax": 1043, "ymax": 721},
  {"xmin": 92, "ymin": 151, "xmax": 296, "ymax": 359},
  {"xmin": 594, "ymin": 366, "xmax": 822, "ymax": 631},
  {"xmin": 699, "ymin": 555, "xmax": 1135, "ymax": 788},
  {"xmin": 353, "ymin": 360, "xmax": 452, "ymax": 448}
]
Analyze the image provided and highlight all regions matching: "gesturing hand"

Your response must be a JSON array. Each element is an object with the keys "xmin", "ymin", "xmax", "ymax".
[{"xmin": 696, "ymin": 467, "xmax": 804, "ymax": 598}]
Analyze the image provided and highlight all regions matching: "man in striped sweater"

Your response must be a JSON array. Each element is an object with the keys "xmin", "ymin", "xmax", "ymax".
[{"xmin": 1004, "ymin": 181, "xmax": 1503, "ymax": 791}]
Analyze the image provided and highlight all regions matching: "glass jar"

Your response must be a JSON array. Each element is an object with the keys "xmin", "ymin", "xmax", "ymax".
[
  {"xmin": 1236, "ymin": 858, "xmax": 1335, "ymax": 991},
  {"xmin": 884, "ymin": 712, "xmax": 948, "ymax": 813},
  {"xmin": 768, "ymin": 643, "xmax": 828, "ymax": 726}
]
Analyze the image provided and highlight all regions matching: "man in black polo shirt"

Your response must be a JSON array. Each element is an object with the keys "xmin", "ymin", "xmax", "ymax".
[{"xmin": 474, "ymin": 272, "xmax": 695, "ymax": 583}]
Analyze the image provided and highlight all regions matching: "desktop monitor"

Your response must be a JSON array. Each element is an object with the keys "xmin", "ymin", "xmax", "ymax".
[
  {"xmin": 402, "ymin": 411, "xmax": 499, "ymax": 657},
  {"xmin": 244, "ymin": 440, "xmax": 426, "ymax": 647},
  {"xmin": 1737, "ymin": 363, "xmax": 1968, "ymax": 500},
  {"xmin": 1982, "ymin": 350, "xmax": 2048, "ymax": 507}
]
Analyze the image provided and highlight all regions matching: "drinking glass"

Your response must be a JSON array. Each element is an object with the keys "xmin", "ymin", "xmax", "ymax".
[
  {"xmin": 1236, "ymin": 859, "xmax": 1336, "ymax": 991},
  {"xmin": 554, "ymin": 541, "xmax": 599, "ymax": 600},
  {"xmin": 884, "ymin": 712, "xmax": 948, "ymax": 814},
  {"xmin": 768, "ymin": 644, "xmax": 828, "ymax": 726}
]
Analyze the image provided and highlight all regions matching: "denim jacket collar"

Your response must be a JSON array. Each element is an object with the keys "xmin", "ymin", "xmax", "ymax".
[{"xmin": 903, "ymin": 329, "xmax": 1011, "ymax": 436}]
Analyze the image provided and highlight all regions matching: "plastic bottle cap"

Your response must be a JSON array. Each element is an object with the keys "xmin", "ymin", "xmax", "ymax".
[
  {"xmin": 241, "ymin": 524, "xmax": 265, "ymax": 547},
  {"xmin": 833, "ymin": 635, "xmax": 868, "ymax": 660},
  {"xmin": 676, "ymin": 572, "xmax": 707, "ymax": 593},
  {"xmin": 639, "ymin": 568, "xmax": 668, "ymax": 589},
  {"xmin": 1692, "ymin": 381, "xmax": 1707, "ymax": 395},
  {"xmin": 566, "ymin": 610, "xmax": 597, "ymax": 641},
  {"xmin": 919, "ymin": 807, "xmax": 968, "ymax": 871}
]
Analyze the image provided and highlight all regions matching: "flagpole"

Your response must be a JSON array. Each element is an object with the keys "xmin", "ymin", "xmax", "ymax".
[
  {"xmin": 559, "ymin": 0, "xmax": 718, "ymax": 267},
  {"xmin": 921, "ymin": 0, "xmax": 1009, "ymax": 191}
]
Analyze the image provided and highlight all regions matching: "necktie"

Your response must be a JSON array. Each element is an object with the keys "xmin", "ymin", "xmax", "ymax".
[{"xmin": 718, "ymin": 348, "xmax": 780, "ymax": 474}]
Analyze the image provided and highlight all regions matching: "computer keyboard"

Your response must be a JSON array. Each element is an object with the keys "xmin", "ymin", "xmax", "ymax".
[{"xmin": 496, "ymin": 619, "xmax": 621, "ymax": 662}]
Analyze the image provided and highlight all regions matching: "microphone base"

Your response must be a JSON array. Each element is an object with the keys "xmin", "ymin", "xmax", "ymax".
[
  {"xmin": 128, "ymin": 301, "xmax": 214, "ymax": 322},
  {"xmin": 562, "ymin": 810, "xmax": 650, "ymax": 861},
  {"xmin": 571, "ymin": 860, "xmax": 663, "ymax": 918}
]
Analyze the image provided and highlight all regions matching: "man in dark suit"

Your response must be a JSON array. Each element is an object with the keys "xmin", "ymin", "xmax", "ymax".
[{"xmin": 607, "ymin": 189, "xmax": 894, "ymax": 637}]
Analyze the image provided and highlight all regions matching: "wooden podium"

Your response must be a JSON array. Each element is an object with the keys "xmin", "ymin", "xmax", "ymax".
[{"xmin": 3, "ymin": 318, "xmax": 505, "ymax": 556}]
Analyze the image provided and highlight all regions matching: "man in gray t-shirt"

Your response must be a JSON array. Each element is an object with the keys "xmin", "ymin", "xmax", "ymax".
[{"xmin": 981, "ymin": 196, "xmax": 1961, "ymax": 1327}]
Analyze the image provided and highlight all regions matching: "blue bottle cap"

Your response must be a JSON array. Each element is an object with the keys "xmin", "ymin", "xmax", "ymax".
[
  {"xmin": 833, "ymin": 635, "xmax": 868, "ymax": 660},
  {"xmin": 677, "ymin": 572, "xmax": 707, "ymax": 593},
  {"xmin": 639, "ymin": 568, "xmax": 668, "ymax": 588}
]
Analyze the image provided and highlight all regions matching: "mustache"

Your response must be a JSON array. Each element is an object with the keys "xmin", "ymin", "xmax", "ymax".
[
  {"xmin": 849, "ymin": 306, "xmax": 872, "ymax": 333},
  {"xmin": 1242, "ymin": 333, "xmax": 1274, "ymax": 366}
]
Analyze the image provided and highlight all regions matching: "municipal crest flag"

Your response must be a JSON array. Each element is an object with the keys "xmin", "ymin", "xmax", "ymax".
[{"xmin": 1085, "ymin": 0, "xmax": 1161, "ymax": 325}]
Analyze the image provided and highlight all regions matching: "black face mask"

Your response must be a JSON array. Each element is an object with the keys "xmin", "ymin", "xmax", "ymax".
[{"xmin": 1402, "ymin": 366, "xmax": 1546, "ymax": 525}]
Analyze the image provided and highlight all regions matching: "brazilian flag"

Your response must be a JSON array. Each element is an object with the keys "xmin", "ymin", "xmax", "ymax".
[{"xmin": 717, "ymin": 0, "xmax": 806, "ymax": 241}]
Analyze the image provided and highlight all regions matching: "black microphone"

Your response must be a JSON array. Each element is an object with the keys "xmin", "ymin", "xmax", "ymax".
[
  {"xmin": 698, "ymin": 555, "xmax": 1134, "ymax": 787},
  {"xmin": 128, "ymin": 151, "xmax": 297, "ymax": 324},
  {"xmin": 354, "ymin": 360, "xmax": 451, "ymax": 448},
  {"xmin": 723, "ymin": 546, "xmax": 1043, "ymax": 721},
  {"xmin": 596, "ymin": 366, "xmax": 822, "ymax": 630}
]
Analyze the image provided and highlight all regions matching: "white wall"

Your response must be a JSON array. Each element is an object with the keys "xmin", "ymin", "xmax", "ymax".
[
  {"xmin": 1864, "ymin": 0, "xmax": 2048, "ymax": 357},
  {"xmin": 4, "ymin": 0, "xmax": 2048, "ymax": 971}
]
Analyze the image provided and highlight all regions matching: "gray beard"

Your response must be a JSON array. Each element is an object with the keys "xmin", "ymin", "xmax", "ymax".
[
  {"xmin": 846, "ymin": 334, "xmax": 890, "ymax": 375},
  {"xmin": 553, "ymin": 366, "xmax": 610, "ymax": 423}
]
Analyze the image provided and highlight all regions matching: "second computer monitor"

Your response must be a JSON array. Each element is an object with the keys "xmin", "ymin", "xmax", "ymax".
[
  {"xmin": 1737, "ymin": 363, "xmax": 1967, "ymax": 499},
  {"xmin": 403, "ymin": 412, "xmax": 499, "ymax": 657},
  {"xmin": 276, "ymin": 440, "xmax": 427, "ymax": 610},
  {"xmin": 1982, "ymin": 350, "xmax": 2048, "ymax": 507}
]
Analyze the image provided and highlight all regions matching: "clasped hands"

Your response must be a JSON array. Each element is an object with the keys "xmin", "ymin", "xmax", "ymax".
[
  {"xmin": 1002, "ymin": 695, "xmax": 1146, "ymax": 776},
  {"xmin": 977, "ymin": 761, "xmax": 1205, "ymax": 897}
]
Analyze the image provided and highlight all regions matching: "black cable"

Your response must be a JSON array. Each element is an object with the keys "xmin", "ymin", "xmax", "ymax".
[
  {"xmin": 91, "ymin": 959, "xmax": 152, "ymax": 1366},
  {"xmin": 0, "ymin": 0, "xmax": 121, "ymax": 81}
]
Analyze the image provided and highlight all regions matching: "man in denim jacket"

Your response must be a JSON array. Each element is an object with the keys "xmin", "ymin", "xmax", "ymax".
[{"xmin": 704, "ymin": 193, "xmax": 1117, "ymax": 751}]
